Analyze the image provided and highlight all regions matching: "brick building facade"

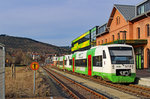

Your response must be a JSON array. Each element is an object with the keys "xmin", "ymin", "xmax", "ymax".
[{"xmin": 96, "ymin": 0, "xmax": 150, "ymax": 69}]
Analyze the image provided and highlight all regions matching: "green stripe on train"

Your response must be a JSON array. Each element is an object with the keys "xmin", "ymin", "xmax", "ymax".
[
  {"xmin": 65, "ymin": 67, "xmax": 72, "ymax": 71},
  {"xmin": 92, "ymin": 71, "xmax": 136, "ymax": 83}
]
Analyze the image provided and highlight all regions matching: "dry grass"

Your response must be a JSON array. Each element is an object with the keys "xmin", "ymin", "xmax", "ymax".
[{"xmin": 5, "ymin": 66, "xmax": 51, "ymax": 99}]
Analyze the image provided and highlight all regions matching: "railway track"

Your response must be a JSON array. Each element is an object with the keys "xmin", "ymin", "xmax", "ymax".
[
  {"xmin": 51, "ymin": 66, "xmax": 150, "ymax": 98},
  {"xmin": 42, "ymin": 67, "xmax": 108, "ymax": 99}
]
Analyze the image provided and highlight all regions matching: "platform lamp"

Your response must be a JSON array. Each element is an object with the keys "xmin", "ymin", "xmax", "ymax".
[{"xmin": 120, "ymin": 30, "xmax": 127, "ymax": 44}]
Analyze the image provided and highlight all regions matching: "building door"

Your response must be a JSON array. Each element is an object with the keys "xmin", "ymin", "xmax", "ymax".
[
  {"xmin": 88, "ymin": 55, "xmax": 92, "ymax": 76},
  {"xmin": 147, "ymin": 49, "xmax": 150, "ymax": 69},
  {"xmin": 73, "ymin": 58, "xmax": 75, "ymax": 72},
  {"xmin": 135, "ymin": 47, "xmax": 144, "ymax": 69},
  {"xmin": 136, "ymin": 55, "xmax": 142, "ymax": 69}
]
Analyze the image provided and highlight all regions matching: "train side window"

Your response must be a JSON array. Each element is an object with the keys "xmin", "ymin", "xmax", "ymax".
[
  {"xmin": 93, "ymin": 56, "xmax": 102, "ymax": 67},
  {"xmin": 75, "ymin": 59, "xmax": 87, "ymax": 67},
  {"xmin": 103, "ymin": 50, "xmax": 106, "ymax": 59},
  {"xmin": 69, "ymin": 59, "xmax": 72, "ymax": 65},
  {"xmin": 60, "ymin": 61, "xmax": 63, "ymax": 65}
]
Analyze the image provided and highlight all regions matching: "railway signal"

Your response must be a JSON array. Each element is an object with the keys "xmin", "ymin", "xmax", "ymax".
[
  {"xmin": 30, "ymin": 62, "xmax": 39, "ymax": 70},
  {"xmin": 30, "ymin": 62, "xmax": 39, "ymax": 96}
]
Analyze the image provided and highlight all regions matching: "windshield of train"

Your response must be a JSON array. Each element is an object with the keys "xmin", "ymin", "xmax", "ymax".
[{"xmin": 109, "ymin": 47, "xmax": 134, "ymax": 64}]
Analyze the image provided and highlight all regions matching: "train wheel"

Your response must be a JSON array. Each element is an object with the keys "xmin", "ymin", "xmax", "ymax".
[{"xmin": 97, "ymin": 76, "xmax": 103, "ymax": 80}]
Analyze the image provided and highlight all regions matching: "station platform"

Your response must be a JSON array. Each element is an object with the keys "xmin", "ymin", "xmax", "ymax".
[{"xmin": 136, "ymin": 69, "xmax": 150, "ymax": 87}]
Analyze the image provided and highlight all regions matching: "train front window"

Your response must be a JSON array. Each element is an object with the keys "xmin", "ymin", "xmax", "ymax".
[{"xmin": 109, "ymin": 47, "xmax": 134, "ymax": 64}]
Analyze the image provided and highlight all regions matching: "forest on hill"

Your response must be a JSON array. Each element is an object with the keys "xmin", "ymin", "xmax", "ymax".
[{"xmin": 0, "ymin": 34, "xmax": 70, "ymax": 66}]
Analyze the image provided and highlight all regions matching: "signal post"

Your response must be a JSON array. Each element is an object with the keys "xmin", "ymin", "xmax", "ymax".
[{"xmin": 30, "ymin": 62, "xmax": 39, "ymax": 96}]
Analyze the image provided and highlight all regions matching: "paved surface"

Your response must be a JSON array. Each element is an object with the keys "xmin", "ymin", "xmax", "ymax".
[
  {"xmin": 136, "ymin": 69, "xmax": 150, "ymax": 87},
  {"xmin": 51, "ymin": 68, "xmax": 139, "ymax": 99}
]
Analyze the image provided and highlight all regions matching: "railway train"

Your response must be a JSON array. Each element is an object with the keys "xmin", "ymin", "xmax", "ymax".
[{"xmin": 54, "ymin": 44, "xmax": 136, "ymax": 83}]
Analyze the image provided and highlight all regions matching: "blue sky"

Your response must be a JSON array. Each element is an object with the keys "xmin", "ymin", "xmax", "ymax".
[{"xmin": 0, "ymin": 0, "xmax": 143, "ymax": 46}]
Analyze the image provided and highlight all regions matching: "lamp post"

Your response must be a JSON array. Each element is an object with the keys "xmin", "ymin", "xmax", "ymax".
[{"xmin": 120, "ymin": 30, "xmax": 127, "ymax": 44}]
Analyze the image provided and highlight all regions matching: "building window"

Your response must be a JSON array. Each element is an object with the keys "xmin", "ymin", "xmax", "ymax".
[
  {"xmin": 146, "ymin": 24, "xmax": 150, "ymax": 36},
  {"xmin": 98, "ymin": 41, "xmax": 100, "ymax": 45},
  {"xmin": 112, "ymin": 35, "xmax": 115, "ymax": 41},
  {"xmin": 116, "ymin": 16, "xmax": 120, "ymax": 25},
  {"xmin": 102, "ymin": 40, "xmax": 103, "ymax": 44},
  {"xmin": 137, "ymin": 5, "xmax": 144, "ymax": 15},
  {"xmin": 118, "ymin": 33, "xmax": 120, "ymax": 40},
  {"xmin": 105, "ymin": 39, "xmax": 107, "ymax": 43},
  {"xmin": 98, "ymin": 24, "xmax": 106, "ymax": 34},
  {"xmin": 137, "ymin": 27, "xmax": 140, "ymax": 39},
  {"xmin": 137, "ymin": 0, "xmax": 150, "ymax": 15}
]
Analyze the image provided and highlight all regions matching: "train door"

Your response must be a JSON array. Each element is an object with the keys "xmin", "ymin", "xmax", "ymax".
[
  {"xmin": 88, "ymin": 55, "xmax": 92, "ymax": 76},
  {"xmin": 73, "ymin": 58, "xmax": 75, "ymax": 72},
  {"xmin": 63, "ymin": 59, "xmax": 64, "ymax": 69}
]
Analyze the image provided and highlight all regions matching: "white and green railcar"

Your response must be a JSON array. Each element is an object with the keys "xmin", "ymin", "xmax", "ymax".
[
  {"xmin": 73, "ymin": 44, "xmax": 136, "ymax": 83},
  {"xmin": 72, "ymin": 50, "xmax": 88, "ymax": 74},
  {"xmin": 64, "ymin": 54, "xmax": 72, "ymax": 71},
  {"xmin": 57, "ymin": 56, "xmax": 64, "ymax": 69}
]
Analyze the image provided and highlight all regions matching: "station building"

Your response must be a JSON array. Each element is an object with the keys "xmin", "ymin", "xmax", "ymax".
[{"xmin": 96, "ymin": 0, "xmax": 150, "ymax": 69}]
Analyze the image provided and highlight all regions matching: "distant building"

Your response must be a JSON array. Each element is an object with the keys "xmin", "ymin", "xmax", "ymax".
[
  {"xmin": 91, "ymin": 26, "xmax": 99, "ymax": 47},
  {"xmin": 32, "ymin": 53, "xmax": 40, "ymax": 60},
  {"xmin": 71, "ymin": 26, "xmax": 98, "ymax": 53}
]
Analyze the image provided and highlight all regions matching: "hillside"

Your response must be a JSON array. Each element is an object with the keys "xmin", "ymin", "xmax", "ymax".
[
  {"xmin": 0, "ymin": 34, "xmax": 71, "ymax": 66},
  {"xmin": 0, "ymin": 34, "xmax": 70, "ymax": 54}
]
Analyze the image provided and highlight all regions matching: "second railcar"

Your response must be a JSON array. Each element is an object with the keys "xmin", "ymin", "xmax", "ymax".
[{"xmin": 64, "ymin": 54, "xmax": 72, "ymax": 71}]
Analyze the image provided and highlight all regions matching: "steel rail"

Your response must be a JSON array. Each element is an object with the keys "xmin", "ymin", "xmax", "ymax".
[
  {"xmin": 43, "ymin": 67, "xmax": 80, "ymax": 99},
  {"xmin": 129, "ymin": 84, "xmax": 150, "ymax": 92},
  {"xmin": 43, "ymin": 67, "xmax": 108, "ymax": 99},
  {"xmin": 53, "ymin": 67, "xmax": 150, "ymax": 98}
]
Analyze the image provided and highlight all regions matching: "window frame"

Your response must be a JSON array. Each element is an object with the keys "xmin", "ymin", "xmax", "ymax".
[
  {"xmin": 146, "ymin": 24, "xmax": 150, "ymax": 37},
  {"xmin": 93, "ymin": 55, "xmax": 103, "ymax": 67},
  {"xmin": 118, "ymin": 33, "xmax": 120, "ymax": 40},
  {"xmin": 75, "ymin": 59, "xmax": 87, "ymax": 67},
  {"xmin": 116, "ymin": 16, "xmax": 120, "ymax": 25},
  {"xmin": 112, "ymin": 35, "xmax": 115, "ymax": 41},
  {"xmin": 137, "ymin": 27, "xmax": 140, "ymax": 39}
]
